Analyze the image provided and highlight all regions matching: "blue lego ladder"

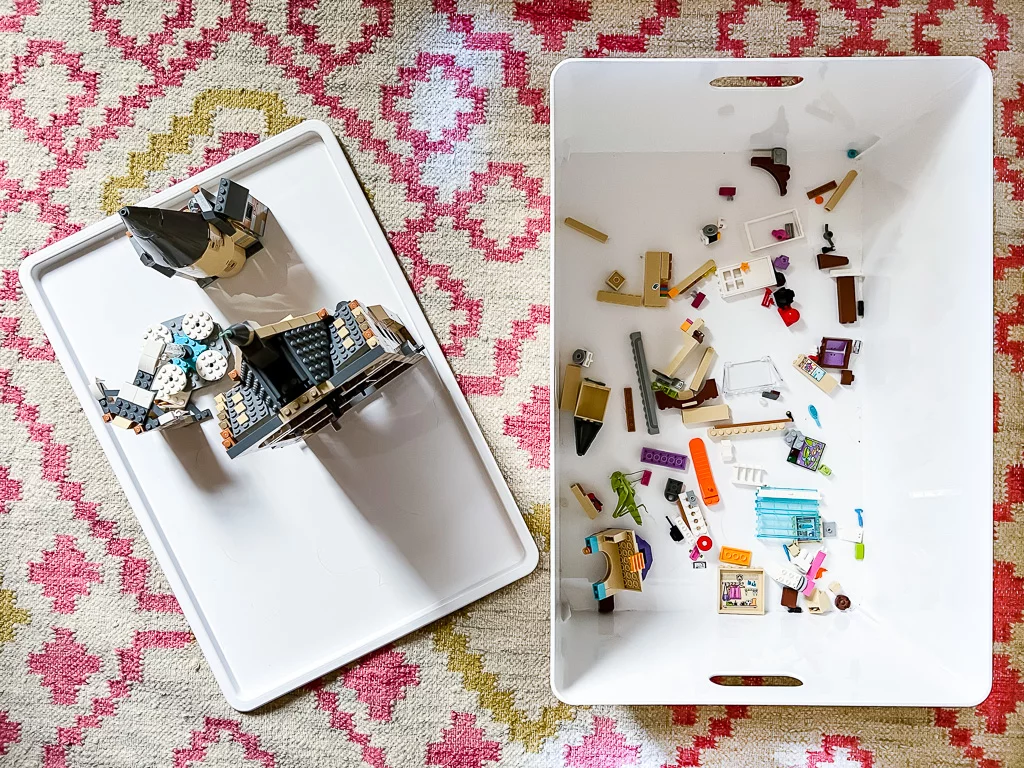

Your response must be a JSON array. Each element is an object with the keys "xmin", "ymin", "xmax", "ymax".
[{"xmin": 755, "ymin": 487, "xmax": 822, "ymax": 541}]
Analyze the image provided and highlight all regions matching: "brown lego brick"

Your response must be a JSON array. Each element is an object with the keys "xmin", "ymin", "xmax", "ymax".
[
  {"xmin": 806, "ymin": 180, "xmax": 837, "ymax": 199},
  {"xmin": 596, "ymin": 290, "xmax": 643, "ymax": 307},
  {"xmin": 605, "ymin": 270, "xmax": 626, "ymax": 292},
  {"xmin": 348, "ymin": 300, "xmax": 360, "ymax": 309},
  {"xmin": 643, "ymin": 251, "xmax": 670, "ymax": 308},
  {"xmin": 564, "ymin": 217, "xmax": 608, "ymax": 243},
  {"xmin": 824, "ymin": 170, "xmax": 858, "ymax": 212},
  {"xmin": 840, "ymin": 369, "xmax": 855, "ymax": 386},
  {"xmin": 836, "ymin": 276, "xmax": 858, "ymax": 324},
  {"xmin": 560, "ymin": 363, "xmax": 583, "ymax": 411},
  {"xmin": 781, "ymin": 586, "xmax": 799, "ymax": 609},
  {"xmin": 816, "ymin": 253, "xmax": 850, "ymax": 270},
  {"xmin": 623, "ymin": 387, "xmax": 636, "ymax": 432}
]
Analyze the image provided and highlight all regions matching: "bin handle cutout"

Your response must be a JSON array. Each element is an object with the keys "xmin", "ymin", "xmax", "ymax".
[
  {"xmin": 709, "ymin": 76, "xmax": 803, "ymax": 88},
  {"xmin": 710, "ymin": 675, "xmax": 803, "ymax": 687}
]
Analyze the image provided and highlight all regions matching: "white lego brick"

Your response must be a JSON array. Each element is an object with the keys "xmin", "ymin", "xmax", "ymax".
[
  {"xmin": 764, "ymin": 561, "xmax": 807, "ymax": 591},
  {"xmin": 837, "ymin": 525, "xmax": 864, "ymax": 543},
  {"xmin": 731, "ymin": 464, "xmax": 766, "ymax": 487},
  {"xmin": 719, "ymin": 439, "xmax": 735, "ymax": 463}
]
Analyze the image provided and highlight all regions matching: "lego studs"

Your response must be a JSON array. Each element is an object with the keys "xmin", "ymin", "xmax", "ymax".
[
  {"xmin": 182, "ymin": 310, "xmax": 215, "ymax": 341},
  {"xmin": 154, "ymin": 363, "xmax": 187, "ymax": 398},
  {"xmin": 196, "ymin": 349, "xmax": 229, "ymax": 381},
  {"xmin": 142, "ymin": 324, "xmax": 173, "ymax": 346}
]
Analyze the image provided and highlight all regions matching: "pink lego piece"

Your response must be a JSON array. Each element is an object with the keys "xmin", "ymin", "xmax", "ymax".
[
  {"xmin": 690, "ymin": 291, "xmax": 706, "ymax": 309},
  {"xmin": 640, "ymin": 469, "xmax": 652, "ymax": 486},
  {"xmin": 801, "ymin": 577, "xmax": 817, "ymax": 597},
  {"xmin": 801, "ymin": 551, "xmax": 827, "ymax": 596},
  {"xmin": 689, "ymin": 546, "xmax": 701, "ymax": 561}
]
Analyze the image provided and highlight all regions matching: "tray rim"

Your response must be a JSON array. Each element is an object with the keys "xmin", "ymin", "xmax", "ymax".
[{"xmin": 19, "ymin": 119, "xmax": 539, "ymax": 711}]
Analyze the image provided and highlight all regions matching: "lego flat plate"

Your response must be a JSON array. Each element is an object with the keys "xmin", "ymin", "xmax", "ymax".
[
  {"xmin": 20, "ymin": 120, "xmax": 538, "ymax": 711},
  {"xmin": 551, "ymin": 58, "xmax": 992, "ymax": 706}
]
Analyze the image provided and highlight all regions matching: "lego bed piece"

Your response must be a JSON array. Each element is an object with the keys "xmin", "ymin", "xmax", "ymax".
[{"xmin": 20, "ymin": 120, "xmax": 539, "ymax": 712}]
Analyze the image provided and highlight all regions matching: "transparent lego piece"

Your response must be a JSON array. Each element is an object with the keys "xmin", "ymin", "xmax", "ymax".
[{"xmin": 722, "ymin": 356, "xmax": 782, "ymax": 396}]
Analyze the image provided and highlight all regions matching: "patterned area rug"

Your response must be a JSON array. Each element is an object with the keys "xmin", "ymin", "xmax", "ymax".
[{"xmin": 1, "ymin": 1, "xmax": 1023, "ymax": 765}]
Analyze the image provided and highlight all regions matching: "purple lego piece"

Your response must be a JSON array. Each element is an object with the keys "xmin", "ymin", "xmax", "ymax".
[
  {"xmin": 640, "ymin": 446, "xmax": 688, "ymax": 470},
  {"xmin": 772, "ymin": 254, "xmax": 790, "ymax": 271}
]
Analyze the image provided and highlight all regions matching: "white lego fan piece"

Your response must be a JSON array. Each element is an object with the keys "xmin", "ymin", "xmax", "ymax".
[
  {"xmin": 196, "ymin": 349, "xmax": 228, "ymax": 381},
  {"xmin": 154, "ymin": 363, "xmax": 187, "ymax": 398},
  {"xmin": 182, "ymin": 311, "xmax": 215, "ymax": 341},
  {"xmin": 142, "ymin": 324, "xmax": 173, "ymax": 346}
]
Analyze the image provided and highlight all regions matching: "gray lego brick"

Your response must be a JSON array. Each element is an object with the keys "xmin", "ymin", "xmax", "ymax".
[{"xmin": 283, "ymin": 321, "xmax": 333, "ymax": 384}]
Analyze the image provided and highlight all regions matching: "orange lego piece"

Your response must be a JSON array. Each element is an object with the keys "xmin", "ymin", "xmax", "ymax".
[
  {"xmin": 228, "ymin": 369, "xmax": 240, "ymax": 380},
  {"xmin": 133, "ymin": 425, "xmax": 144, "ymax": 434},
  {"xmin": 688, "ymin": 437, "xmax": 720, "ymax": 505},
  {"xmin": 317, "ymin": 308, "xmax": 329, "ymax": 319},
  {"xmin": 740, "ymin": 262, "xmax": 750, "ymax": 272},
  {"xmin": 102, "ymin": 413, "xmax": 112, "ymax": 422},
  {"xmin": 719, "ymin": 546, "xmax": 752, "ymax": 567}
]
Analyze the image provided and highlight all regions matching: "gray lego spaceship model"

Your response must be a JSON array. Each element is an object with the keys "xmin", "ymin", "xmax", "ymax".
[
  {"xmin": 120, "ymin": 178, "xmax": 270, "ymax": 286},
  {"xmin": 95, "ymin": 301, "xmax": 425, "ymax": 460}
]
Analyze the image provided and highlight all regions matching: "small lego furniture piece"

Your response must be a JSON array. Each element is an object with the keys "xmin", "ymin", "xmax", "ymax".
[
  {"xmin": 688, "ymin": 438, "xmax": 719, "ymax": 505},
  {"xmin": 664, "ymin": 318, "xmax": 705, "ymax": 378},
  {"xmin": 643, "ymin": 251, "xmax": 672, "ymax": 308},
  {"xmin": 120, "ymin": 178, "xmax": 271, "ymax": 286},
  {"xmin": 707, "ymin": 413, "xmax": 794, "ymax": 438},
  {"xmin": 719, "ymin": 567, "xmax": 765, "ymax": 615},
  {"xmin": 596, "ymin": 290, "xmax": 643, "ymax": 306},
  {"xmin": 732, "ymin": 465, "xmax": 767, "ymax": 487},
  {"xmin": 640, "ymin": 470, "xmax": 652, "ymax": 486},
  {"xmin": 829, "ymin": 581, "xmax": 852, "ymax": 611},
  {"xmin": 664, "ymin": 478, "xmax": 684, "ymax": 503},
  {"xmin": 722, "ymin": 356, "xmax": 781, "ymax": 396},
  {"xmin": 719, "ymin": 546, "xmax": 752, "ymax": 567},
  {"xmin": 640, "ymin": 446, "xmax": 687, "ymax": 470},
  {"xmin": 824, "ymin": 170, "xmax": 857, "ymax": 212},
  {"xmin": 690, "ymin": 291, "xmax": 706, "ymax": 309},
  {"xmin": 717, "ymin": 256, "xmax": 776, "ymax": 297},
  {"xmin": 744, "ymin": 210, "xmax": 805, "ymax": 252},
  {"xmin": 623, "ymin": 387, "xmax": 636, "ymax": 432},
  {"xmin": 570, "ymin": 483, "xmax": 602, "ymax": 520},
  {"xmin": 681, "ymin": 403, "xmax": 731, "ymax": 424},
  {"xmin": 583, "ymin": 528, "xmax": 651, "ymax": 613},
  {"xmin": 772, "ymin": 254, "xmax": 790, "ymax": 271},
  {"xmin": 787, "ymin": 436, "xmax": 826, "ymax": 471},
  {"xmin": 629, "ymin": 332, "xmax": 659, "ymax": 435},
  {"xmin": 836, "ymin": 275, "xmax": 858, "ymax": 324},
  {"xmin": 806, "ymin": 588, "xmax": 832, "ymax": 614},
  {"xmin": 571, "ymin": 348, "xmax": 593, "ymax": 367},
  {"xmin": 755, "ymin": 487, "xmax": 822, "ymax": 541},
  {"xmin": 806, "ymin": 180, "xmax": 837, "ymax": 200},
  {"xmin": 610, "ymin": 471, "xmax": 647, "ymax": 525},
  {"xmin": 215, "ymin": 300, "xmax": 424, "ymax": 458},
  {"xmin": 700, "ymin": 219, "xmax": 725, "ymax": 246},
  {"xmin": 816, "ymin": 337, "xmax": 855, "ymax": 369},
  {"xmin": 573, "ymin": 379, "xmax": 611, "ymax": 456},
  {"xmin": 719, "ymin": 186, "xmax": 736, "ymax": 200},
  {"xmin": 653, "ymin": 379, "xmax": 719, "ymax": 411},
  {"xmin": 559, "ymin": 363, "xmax": 583, "ymax": 411},
  {"xmin": 719, "ymin": 439, "xmax": 735, "ymax": 463},
  {"xmin": 564, "ymin": 217, "xmax": 608, "ymax": 243},
  {"xmin": 781, "ymin": 586, "xmax": 802, "ymax": 613},
  {"xmin": 605, "ymin": 270, "xmax": 626, "ymax": 291},
  {"xmin": 816, "ymin": 253, "xmax": 850, "ymax": 269},
  {"xmin": 750, "ymin": 147, "xmax": 790, "ymax": 196},
  {"xmin": 666, "ymin": 516, "xmax": 685, "ymax": 541},
  {"xmin": 95, "ymin": 311, "xmax": 232, "ymax": 435},
  {"xmin": 808, "ymin": 404, "xmax": 821, "ymax": 428},
  {"xmin": 821, "ymin": 223, "xmax": 836, "ymax": 253},
  {"xmin": 793, "ymin": 354, "xmax": 839, "ymax": 394},
  {"xmin": 667, "ymin": 259, "xmax": 716, "ymax": 299},
  {"xmin": 840, "ymin": 370, "xmax": 855, "ymax": 386}
]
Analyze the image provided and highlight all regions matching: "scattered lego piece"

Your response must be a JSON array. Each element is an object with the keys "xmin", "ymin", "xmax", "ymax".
[
  {"xmin": 732, "ymin": 465, "xmax": 767, "ymax": 487},
  {"xmin": 640, "ymin": 446, "xmax": 687, "ymax": 470},
  {"xmin": 761, "ymin": 286, "xmax": 775, "ymax": 308},
  {"xmin": 574, "ymin": 379, "xmax": 611, "ymax": 455},
  {"xmin": 640, "ymin": 470, "xmax": 652, "ymax": 486},
  {"xmin": 700, "ymin": 220, "xmax": 725, "ymax": 246},
  {"xmin": 755, "ymin": 487, "xmax": 822, "ymax": 541},
  {"xmin": 605, "ymin": 270, "xmax": 626, "ymax": 291},
  {"xmin": 706, "ymin": 413, "xmax": 794, "ymax": 438},
  {"xmin": 772, "ymin": 255, "xmax": 790, "ymax": 271},
  {"xmin": 781, "ymin": 586, "xmax": 802, "ymax": 612},
  {"xmin": 806, "ymin": 180, "xmax": 838, "ymax": 200},
  {"xmin": 857, "ymin": 299, "xmax": 865, "ymax": 317},
  {"xmin": 806, "ymin": 588, "xmax": 832, "ymax": 614},
  {"xmin": 693, "ymin": 561, "xmax": 707, "ymax": 569},
  {"xmin": 822, "ymin": 521, "xmax": 838, "ymax": 538},
  {"xmin": 666, "ymin": 516, "xmax": 685, "ymax": 541},
  {"xmin": 681, "ymin": 403, "xmax": 732, "ymax": 424},
  {"xmin": 808, "ymin": 404, "xmax": 821, "ymax": 428},
  {"xmin": 570, "ymin": 483, "xmax": 602, "ymax": 520},
  {"xmin": 654, "ymin": 379, "xmax": 719, "ymax": 411},
  {"xmin": 818, "ymin": 464, "xmax": 832, "ymax": 476},
  {"xmin": 583, "ymin": 529, "xmax": 651, "ymax": 610},
  {"xmin": 836, "ymin": 275, "xmax": 858, "ymax": 324},
  {"xmin": 788, "ymin": 435, "xmax": 826, "ymax": 471},
  {"xmin": 623, "ymin": 387, "xmax": 636, "ymax": 432},
  {"xmin": 688, "ymin": 438, "xmax": 719, "ymax": 505},
  {"xmin": 597, "ymin": 290, "xmax": 643, "ymax": 307},
  {"xmin": 816, "ymin": 253, "xmax": 850, "ymax": 269},
  {"xmin": 765, "ymin": 560, "xmax": 807, "ymax": 592},
  {"xmin": 664, "ymin": 318, "xmax": 705, "ymax": 377},
  {"xmin": 679, "ymin": 492, "xmax": 712, "ymax": 549},
  {"xmin": 564, "ymin": 217, "xmax": 608, "ymax": 243},
  {"xmin": 643, "ymin": 251, "xmax": 672, "ymax": 308},
  {"xmin": 793, "ymin": 354, "xmax": 839, "ymax": 394},
  {"xmin": 840, "ymin": 370, "xmax": 855, "ymax": 386},
  {"xmin": 719, "ymin": 439, "xmax": 735, "ymax": 463},
  {"xmin": 667, "ymin": 259, "xmax": 716, "ymax": 299},
  {"xmin": 719, "ymin": 186, "xmax": 736, "ymax": 200},
  {"xmin": 719, "ymin": 567, "xmax": 765, "ymax": 615},
  {"xmin": 855, "ymin": 542, "xmax": 865, "ymax": 560},
  {"xmin": 629, "ymin": 332, "xmax": 659, "ymax": 435},
  {"xmin": 560, "ymin": 363, "xmax": 583, "ymax": 411},
  {"xmin": 817, "ymin": 337, "xmax": 855, "ymax": 369},
  {"xmin": 690, "ymin": 291, "xmax": 706, "ymax": 309},
  {"xmin": 744, "ymin": 209, "xmax": 805, "ymax": 252},
  {"xmin": 571, "ymin": 348, "xmax": 593, "ymax": 367},
  {"xmin": 664, "ymin": 478, "xmax": 684, "ymax": 503},
  {"xmin": 824, "ymin": 170, "xmax": 857, "ymax": 212},
  {"xmin": 723, "ymin": 356, "xmax": 781, "ymax": 396},
  {"xmin": 750, "ymin": 147, "xmax": 790, "ymax": 196},
  {"xmin": 719, "ymin": 546, "xmax": 752, "ymax": 567},
  {"xmin": 821, "ymin": 223, "xmax": 835, "ymax": 253},
  {"xmin": 610, "ymin": 470, "xmax": 647, "ymax": 525},
  {"xmin": 761, "ymin": 390, "xmax": 781, "ymax": 400},
  {"xmin": 829, "ymin": 581, "xmax": 852, "ymax": 610},
  {"xmin": 718, "ymin": 256, "xmax": 776, "ymax": 297}
]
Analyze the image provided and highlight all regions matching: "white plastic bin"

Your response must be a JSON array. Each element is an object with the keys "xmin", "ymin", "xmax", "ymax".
[{"xmin": 550, "ymin": 58, "xmax": 992, "ymax": 706}]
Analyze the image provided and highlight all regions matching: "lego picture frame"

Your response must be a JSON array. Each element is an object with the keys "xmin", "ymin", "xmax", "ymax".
[{"xmin": 20, "ymin": 121, "xmax": 538, "ymax": 711}]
